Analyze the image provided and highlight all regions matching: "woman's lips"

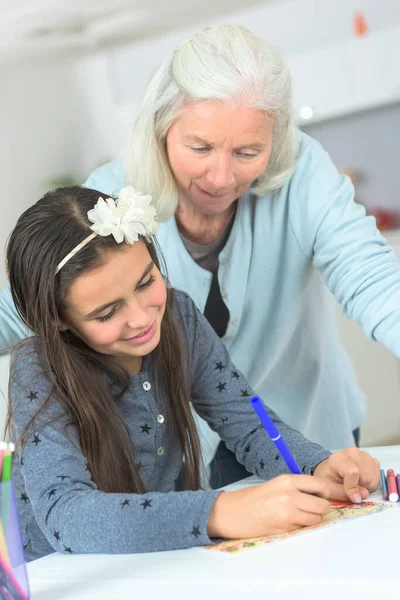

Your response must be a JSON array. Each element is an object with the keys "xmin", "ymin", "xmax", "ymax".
[
  {"xmin": 195, "ymin": 183, "xmax": 231, "ymax": 198},
  {"xmin": 122, "ymin": 320, "xmax": 157, "ymax": 345}
]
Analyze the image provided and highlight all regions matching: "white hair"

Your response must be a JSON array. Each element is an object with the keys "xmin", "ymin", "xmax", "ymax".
[{"xmin": 124, "ymin": 24, "xmax": 297, "ymax": 222}]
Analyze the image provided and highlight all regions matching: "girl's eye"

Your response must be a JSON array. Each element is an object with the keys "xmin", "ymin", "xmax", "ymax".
[
  {"xmin": 96, "ymin": 306, "xmax": 118, "ymax": 323},
  {"xmin": 138, "ymin": 275, "xmax": 156, "ymax": 290}
]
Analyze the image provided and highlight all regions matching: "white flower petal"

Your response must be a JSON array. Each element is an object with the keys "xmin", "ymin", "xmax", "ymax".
[{"xmin": 86, "ymin": 187, "xmax": 157, "ymax": 246}]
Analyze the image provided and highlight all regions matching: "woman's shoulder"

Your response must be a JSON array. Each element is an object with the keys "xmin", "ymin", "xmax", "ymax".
[
  {"xmin": 83, "ymin": 158, "xmax": 125, "ymax": 198},
  {"xmin": 293, "ymin": 130, "xmax": 339, "ymax": 181}
]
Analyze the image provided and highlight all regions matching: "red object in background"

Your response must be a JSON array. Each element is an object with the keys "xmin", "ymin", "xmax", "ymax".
[
  {"xmin": 368, "ymin": 208, "xmax": 399, "ymax": 231},
  {"xmin": 354, "ymin": 12, "xmax": 368, "ymax": 37}
]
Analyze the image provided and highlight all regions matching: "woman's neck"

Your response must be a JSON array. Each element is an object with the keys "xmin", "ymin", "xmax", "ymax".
[{"xmin": 175, "ymin": 200, "xmax": 237, "ymax": 245}]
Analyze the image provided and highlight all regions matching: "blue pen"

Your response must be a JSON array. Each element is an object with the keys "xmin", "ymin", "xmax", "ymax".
[
  {"xmin": 380, "ymin": 468, "xmax": 389, "ymax": 501},
  {"xmin": 250, "ymin": 396, "xmax": 302, "ymax": 474}
]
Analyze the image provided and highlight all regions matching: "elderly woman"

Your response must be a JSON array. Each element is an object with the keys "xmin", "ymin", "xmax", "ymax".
[{"xmin": 2, "ymin": 25, "xmax": 400, "ymax": 486}]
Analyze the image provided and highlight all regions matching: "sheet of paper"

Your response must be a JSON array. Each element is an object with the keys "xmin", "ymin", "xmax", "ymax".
[{"xmin": 205, "ymin": 501, "xmax": 391, "ymax": 554}]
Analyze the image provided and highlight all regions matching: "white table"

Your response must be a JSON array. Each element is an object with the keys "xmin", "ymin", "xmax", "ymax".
[{"xmin": 27, "ymin": 446, "xmax": 400, "ymax": 600}]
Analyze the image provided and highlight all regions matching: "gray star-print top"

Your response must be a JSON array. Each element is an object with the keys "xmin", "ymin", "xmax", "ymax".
[{"xmin": 10, "ymin": 290, "xmax": 330, "ymax": 561}]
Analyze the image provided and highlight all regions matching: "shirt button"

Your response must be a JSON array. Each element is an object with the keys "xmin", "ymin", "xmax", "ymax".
[
  {"xmin": 231, "ymin": 318, "xmax": 238, "ymax": 324},
  {"xmin": 157, "ymin": 414, "xmax": 165, "ymax": 424},
  {"xmin": 142, "ymin": 381, "xmax": 151, "ymax": 391},
  {"xmin": 220, "ymin": 258, "xmax": 227, "ymax": 265},
  {"xmin": 157, "ymin": 447, "xmax": 164, "ymax": 456},
  {"xmin": 222, "ymin": 290, "xmax": 228, "ymax": 298}
]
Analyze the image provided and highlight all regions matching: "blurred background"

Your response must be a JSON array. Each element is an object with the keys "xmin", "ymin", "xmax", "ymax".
[{"xmin": 1, "ymin": 0, "xmax": 400, "ymax": 446}]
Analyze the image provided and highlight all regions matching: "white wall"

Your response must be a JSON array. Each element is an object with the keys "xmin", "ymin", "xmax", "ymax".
[
  {"xmin": 107, "ymin": 0, "xmax": 400, "ymax": 108},
  {"xmin": 0, "ymin": 54, "xmax": 123, "ymax": 288}
]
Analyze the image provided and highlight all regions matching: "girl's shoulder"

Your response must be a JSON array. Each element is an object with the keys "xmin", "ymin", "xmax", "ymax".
[
  {"xmin": 169, "ymin": 288, "xmax": 203, "ymax": 341},
  {"xmin": 10, "ymin": 337, "xmax": 49, "ymax": 386},
  {"xmin": 170, "ymin": 288, "xmax": 198, "ymax": 320}
]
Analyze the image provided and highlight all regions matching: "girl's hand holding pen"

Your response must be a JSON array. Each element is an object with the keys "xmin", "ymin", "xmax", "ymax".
[
  {"xmin": 207, "ymin": 448, "xmax": 380, "ymax": 540},
  {"xmin": 207, "ymin": 474, "xmax": 347, "ymax": 539},
  {"xmin": 313, "ymin": 446, "xmax": 380, "ymax": 504}
]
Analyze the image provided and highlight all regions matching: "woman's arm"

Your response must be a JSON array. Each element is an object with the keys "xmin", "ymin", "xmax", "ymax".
[
  {"xmin": 289, "ymin": 134, "xmax": 400, "ymax": 358},
  {"xmin": 0, "ymin": 284, "xmax": 31, "ymax": 351}
]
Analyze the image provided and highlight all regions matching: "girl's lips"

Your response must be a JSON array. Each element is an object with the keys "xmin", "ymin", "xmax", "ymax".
[{"xmin": 122, "ymin": 320, "xmax": 157, "ymax": 345}]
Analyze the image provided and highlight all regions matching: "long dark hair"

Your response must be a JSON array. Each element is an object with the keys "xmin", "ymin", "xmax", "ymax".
[{"xmin": 6, "ymin": 186, "xmax": 201, "ymax": 492}]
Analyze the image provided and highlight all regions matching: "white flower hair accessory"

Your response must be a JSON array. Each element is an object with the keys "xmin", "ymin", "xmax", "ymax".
[
  {"xmin": 55, "ymin": 187, "xmax": 158, "ymax": 274},
  {"xmin": 87, "ymin": 186, "xmax": 158, "ymax": 244}
]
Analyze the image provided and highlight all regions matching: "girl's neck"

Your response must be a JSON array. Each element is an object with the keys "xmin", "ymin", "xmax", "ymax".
[
  {"xmin": 118, "ymin": 355, "xmax": 143, "ymax": 376},
  {"xmin": 175, "ymin": 200, "xmax": 237, "ymax": 246}
]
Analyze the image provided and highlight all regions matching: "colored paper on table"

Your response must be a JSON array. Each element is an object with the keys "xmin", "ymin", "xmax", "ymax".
[
  {"xmin": 205, "ymin": 501, "xmax": 391, "ymax": 554},
  {"xmin": 0, "ymin": 481, "xmax": 30, "ymax": 599}
]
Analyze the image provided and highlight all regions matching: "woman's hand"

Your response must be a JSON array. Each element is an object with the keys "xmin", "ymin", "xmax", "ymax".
[
  {"xmin": 313, "ymin": 446, "xmax": 380, "ymax": 504},
  {"xmin": 207, "ymin": 473, "xmax": 346, "ymax": 539}
]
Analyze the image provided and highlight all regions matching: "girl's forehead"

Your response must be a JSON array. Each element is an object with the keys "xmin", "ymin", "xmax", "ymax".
[{"xmin": 65, "ymin": 242, "xmax": 151, "ymax": 313}]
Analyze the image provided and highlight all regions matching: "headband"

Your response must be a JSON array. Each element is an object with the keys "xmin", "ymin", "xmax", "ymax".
[{"xmin": 56, "ymin": 187, "xmax": 158, "ymax": 274}]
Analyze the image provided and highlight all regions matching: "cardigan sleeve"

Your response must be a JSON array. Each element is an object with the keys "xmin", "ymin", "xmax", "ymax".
[
  {"xmin": 0, "ymin": 284, "xmax": 32, "ymax": 352},
  {"xmin": 288, "ymin": 134, "xmax": 400, "ymax": 358}
]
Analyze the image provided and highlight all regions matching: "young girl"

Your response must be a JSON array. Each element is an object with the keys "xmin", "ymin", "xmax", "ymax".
[{"xmin": 6, "ymin": 186, "xmax": 379, "ymax": 562}]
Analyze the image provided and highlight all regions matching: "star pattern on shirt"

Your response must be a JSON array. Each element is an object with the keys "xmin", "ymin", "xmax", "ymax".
[
  {"xmin": 63, "ymin": 545, "xmax": 73, "ymax": 553},
  {"xmin": 191, "ymin": 526, "xmax": 201, "ymax": 538},
  {"xmin": 32, "ymin": 434, "xmax": 42, "ymax": 446},
  {"xmin": 20, "ymin": 457, "xmax": 24, "ymax": 467},
  {"xmin": 141, "ymin": 499, "xmax": 152, "ymax": 510},
  {"xmin": 54, "ymin": 530, "xmax": 61, "ymax": 542},
  {"xmin": 244, "ymin": 444, "xmax": 251, "ymax": 453},
  {"xmin": 275, "ymin": 454, "xmax": 280, "ymax": 460},
  {"xmin": 259, "ymin": 459, "xmax": 265, "ymax": 471},
  {"xmin": 48, "ymin": 489, "xmax": 56, "ymax": 499},
  {"xmin": 141, "ymin": 424, "xmax": 151, "ymax": 434},
  {"xmin": 85, "ymin": 462, "xmax": 89, "ymax": 471},
  {"xmin": 121, "ymin": 499, "xmax": 130, "ymax": 508},
  {"xmin": 221, "ymin": 417, "xmax": 229, "ymax": 424},
  {"xmin": 240, "ymin": 389, "xmax": 250, "ymax": 397},
  {"xmin": 214, "ymin": 361, "xmax": 225, "ymax": 371},
  {"xmin": 231, "ymin": 370, "xmax": 240, "ymax": 379},
  {"xmin": 216, "ymin": 382, "xmax": 227, "ymax": 392},
  {"xmin": 20, "ymin": 492, "xmax": 29, "ymax": 503},
  {"xmin": 28, "ymin": 390, "xmax": 38, "ymax": 401}
]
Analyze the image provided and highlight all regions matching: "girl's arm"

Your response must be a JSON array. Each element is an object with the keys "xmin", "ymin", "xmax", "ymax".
[
  {"xmin": 11, "ymin": 342, "xmax": 221, "ymax": 555},
  {"xmin": 175, "ymin": 291, "xmax": 331, "ymax": 478}
]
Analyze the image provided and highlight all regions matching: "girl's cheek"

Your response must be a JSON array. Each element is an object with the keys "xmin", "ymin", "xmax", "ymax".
[{"xmin": 84, "ymin": 323, "xmax": 122, "ymax": 345}]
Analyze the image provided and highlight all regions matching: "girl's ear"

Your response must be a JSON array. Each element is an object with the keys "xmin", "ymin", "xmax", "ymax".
[{"xmin": 58, "ymin": 321, "xmax": 69, "ymax": 332}]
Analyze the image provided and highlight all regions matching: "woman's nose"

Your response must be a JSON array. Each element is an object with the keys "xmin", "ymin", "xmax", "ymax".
[{"xmin": 205, "ymin": 155, "xmax": 235, "ymax": 189}]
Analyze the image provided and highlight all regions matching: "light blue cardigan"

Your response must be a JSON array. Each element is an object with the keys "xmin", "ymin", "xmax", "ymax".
[{"xmin": 2, "ymin": 131, "xmax": 400, "ymax": 449}]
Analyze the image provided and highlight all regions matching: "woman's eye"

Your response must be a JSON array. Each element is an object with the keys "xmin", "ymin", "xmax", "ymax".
[
  {"xmin": 138, "ymin": 275, "xmax": 156, "ymax": 290},
  {"xmin": 237, "ymin": 151, "xmax": 257, "ymax": 158},
  {"xmin": 96, "ymin": 306, "xmax": 118, "ymax": 322},
  {"xmin": 192, "ymin": 147, "xmax": 209, "ymax": 153}
]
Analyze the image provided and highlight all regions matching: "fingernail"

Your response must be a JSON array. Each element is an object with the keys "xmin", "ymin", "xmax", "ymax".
[{"xmin": 352, "ymin": 493, "xmax": 362, "ymax": 504}]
